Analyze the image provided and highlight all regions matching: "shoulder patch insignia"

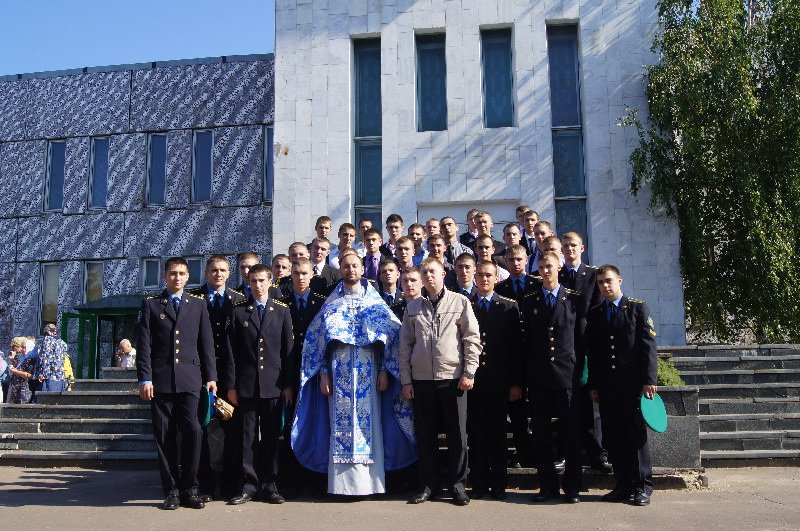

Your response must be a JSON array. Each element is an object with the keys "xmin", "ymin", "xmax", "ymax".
[
  {"xmin": 187, "ymin": 293, "xmax": 205, "ymax": 300},
  {"xmin": 145, "ymin": 294, "xmax": 158, "ymax": 300},
  {"xmin": 563, "ymin": 288, "xmax": 579, "ymax": 296},
  {"xmin": 312, "ymin": 292, "xmax": 327, "ymax": 300},
  {"xmin": 523, "ymin": 292, "xmax": 537, "ymax": 299},
  {"xmin": 496, "ymin": 294, "xmax": 515, "ymax": 303},
  {"xmin": 628, "ymin": 298, "xmax": 644, "ymax": 304},
  {"xmin": 273, "ymin": 300, "xmax": 289, "ymax": 308},
  {"xmin": 585, "ymin": 264, "xmax": 598, "ymax": 270},
  {"xmin": 229, "ymin": 288, "xmax": 244, "ymax": 296},
  {"xmin": 233, "ymin": 300, "xmax": 248, "ymax": 307}
]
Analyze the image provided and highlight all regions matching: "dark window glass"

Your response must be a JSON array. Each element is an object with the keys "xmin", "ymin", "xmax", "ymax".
[
  {"xmin": 187, "ymin": 258, "xmax": 202, "ymax": 287},
  {"xmin": 143, "ymin": 259, "xmax": 160, "ymax": 288},
  {"xmin": 416, "ymin": 34, "xmax": 447, "ymax": 132},
  {"xmin": 355, "ymin": 210, "xmax": 383, "ymax": 234},
  {"xmin": 354, "ymin": 40, "xmax": 382, "ymax": 138},
  {"xmin": 47, "ymin": 141, "xmax": 66, "ymax": 211},
  {"xmin": 148, "ymin": 134, "xmax": 167, "ymax": 205},
  {"xmin": 482, "ymin": 29, "xmax": 514, "ymax": 128},
  {"xmin": 355, "ymin": 141, "xmax": 382, "ymax": 206},
  {"xmin": 85, "ymin": 262, "xmax": 103, "ymax": 302},
  {"xmin": 547, "ymin": 26, "xmax": 581, "ymax": 127},
  {"xmin": 555, "ymin": 199, "xmax": 588, "ymax": 248},
  {"xmin": 264, "ymin": 126, "xmax": 274, "ymax": 201},
  {"xmin": 552, "ymin": 129, "xmax": 585, "ymax": 197},
  {"xmin": 90, "ymin": 137, "xmax": 109, "ymax": 208},
  {"xmin": 193, "ymin": 130, "xmax": 213, "ymax": 203},
  {"xmin": 41, "ymin": 263, "xmax": 60, "ymax": 326}
]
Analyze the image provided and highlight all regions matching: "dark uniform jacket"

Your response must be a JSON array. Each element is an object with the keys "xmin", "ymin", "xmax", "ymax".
[
  {"xmin": 277, "ymin": 275, "xmax": 328, "ymax": 297},
  {"xmin": 224, "ymin": 297, "xmax": 294, "ymax": 399},
  {"xmin": 313, "ymin": 263, "xmax": 341, "ymax": 288},
  {"xmin": 389, "ymin": 299, "xmax": 407, "ymax": 321},
  {"xmin": 188, "ymin": 284, "xmax": 245, "ymax": 390},
  {"xmin": 520, "ymin": 234, "xmax": 537, "ymax": 256},
  {"xmin": 379, "ymin": 290, "xmax": 403, "ymax": 306},
  {"xmin": 558, "ymin": 263, "xmax": 603, "ymax": 315},
  {"xmin": 277, "ymin": 290, "xmax": 327, "ymax": 390},
  {"xmin": 444, "ymin": 273, "xmax": 477, "ymax": 298},
  {"xmin": 459, "ymin": 231, "xmax": 477, "ymax": 249},
  {"xmin": 471, "ymin": 293, "xmax": 523, "ymax": 395},
  {"xmin": 520, "ymin": 286, "xmax": 583, "ymax": 390},
  {"xmin": 136, "ymin": 289, "xmax": 216, "ymax": 394},
  {"xmin": 495, "ymin": 274, "xmax": 541, "ymax": 303},
  {"xmin": 586, "ymin": 296, "xmax": 658, "ymax": 397}
]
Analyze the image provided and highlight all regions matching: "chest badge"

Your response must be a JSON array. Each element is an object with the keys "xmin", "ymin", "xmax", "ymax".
[
  {"xmin": 244, "ymin": 321, "xmax": 249, "ymax": 327},
  {"xmin": 533, "ymin": 309, "xmax": 538, "ymax": 315},
  {"xmin": 159, "ymin": 314, "xmax": 165, "ymax": 319}
]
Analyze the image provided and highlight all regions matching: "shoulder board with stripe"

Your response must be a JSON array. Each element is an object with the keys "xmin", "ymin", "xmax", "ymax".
[
  {"xmin": 585, "ymin": 264, "xmax": 598, "ymax": 270},
  {"xmin": 628, "ymin": 298, "xmax": 644, "ymax": 304},
  {"xmin": 589, "ymin": 302, "xmax": 605, "ymax": 312},
  {"xmin": 563, "ymin": 288, "xmax": 580, "ymax": 296},
  {"xmin": 229, "ymin": 288, "xmax": 244, "ymax": 297},
  {"xmin": 145, "ymin": 294, "xmax": 159, "ymax": 300},
  {"xmin": 273, "ymin": 300, "xmax": 289, "ymax": 308},
  {"xmin": 312, "ymin": 292, "xmax": 328, "ymax": 301},
  {"xmin": 496, "ymin": 294, "xmax": 516, "ymax": 303},
  {"xmin": 187, "ymin": 293, "xmax": 205, "ymax": 300},
  {"xmin": 233, "ymin": 299, "xmax": 248, "ymax": 307},
  {"xmin": 522, "ymin": 291, "xmax": 537, "ymax": 299}
]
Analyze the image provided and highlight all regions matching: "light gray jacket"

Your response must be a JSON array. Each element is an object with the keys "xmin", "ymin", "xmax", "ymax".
[{"xmin": 398, "ymin": 289, "xmax": 482, "ymax": 385}]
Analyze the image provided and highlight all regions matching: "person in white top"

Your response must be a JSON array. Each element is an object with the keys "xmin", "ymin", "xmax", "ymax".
[{"xmin": 115, "ymin": 339, "xmax": 137, "ymax": 368}]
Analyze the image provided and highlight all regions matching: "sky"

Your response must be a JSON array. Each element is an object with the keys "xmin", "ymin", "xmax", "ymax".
[{"xmin": 0, "ymin": 0, "xmax": 275, "ymax": 77}]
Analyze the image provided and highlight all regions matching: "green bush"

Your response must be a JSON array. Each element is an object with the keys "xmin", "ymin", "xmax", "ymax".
[{"xmin": 657, "ymin": 358, "xmax": 685, "ymax": 387}]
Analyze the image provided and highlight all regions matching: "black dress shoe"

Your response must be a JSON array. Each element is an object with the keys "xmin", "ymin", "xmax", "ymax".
[
  {"xmin": 261, "ymin": 491, "xmax": 286, "ymax": 504},
  {"xmin": 602, "ymin": 486, "xmax": 633, "ymax": 502},
  {"xmin": 564, "ymin": 493, "xmax": 580, "ymax": 504},
  {"xmin": 531, "ymin": 489, "xmax": 555, "ymax": 503},
  {"xmin": 631, "ymin": 489, "xmax": 651, "ymax": 506},
  {"xmin": 161, "ymin": 494, "xmax": 179, "ymax": 510},
  {"xmin": 179, "ymin": 495, "xmax": 205, "ymax": 509},
  {"xmin": 199, "ymin": 494, "xmax": 214, "ymax": 503},
  {"xmin": 228, "ymin": 492, "xmax": 253, "ymax": 505},
  {"xmin": 470, "ymin": 488, "xmax": 487, "ymax": 499},
  {"xmin": 490, "ymin": 490, "xmax": 507, "ymax": 501},
  {"xmin": 452, "ymin": 490, "xmax": 470, "ymax": 506},
  {"xmin": 409, "ymin": 488, "xmax": 435, "ymax": 504},
  {"xmin": 590, "ymin": 457, "xmax": 614, "ymax": 473}
]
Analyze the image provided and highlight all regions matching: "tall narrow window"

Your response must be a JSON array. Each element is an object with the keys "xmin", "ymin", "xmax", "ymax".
[
  {"xmin": 353, "ymin": 39, "xmax": 382, "ymax": 227},
  {"xmin": 192, "ymin": 130, "xmax": 213, "ymax": 203},
  {"xmin": 89, "ymin": 137, "xmax": 109, "ymax": 208},
  {"xmin": 85, "ymin": 261, "xmax": 104, "ymax": 302},
  {"xmin": 481, "ymin": 28, "xmax": 514, "ymax": 128},
  {"xmin": 142, "ymin": 258, "xmax": 161, "ymax": 289},
  {"xmin": 186, "ymin": 257, "xmax": 203, "ymax": 287},
  {"xmin": 263, "ymin": 126, "xmax": 274, "ymax": 202},
  {"xmin": 147, "ymin": 133, "xmax": 167, "ymax": 205},
  {"xmin": 416, "ymin": 34, "xmax": 447, "ymax": 132},
  {"xmin": 40, "ymin": 263, "xmax": 60, "ymax": 327},
  {"xmin": 46, "ymin": 140, "xmax": 66, "ymax": 211},
  {"xmin": 547, "ymin": 25, "xmax": 588, "ymax": 252}
]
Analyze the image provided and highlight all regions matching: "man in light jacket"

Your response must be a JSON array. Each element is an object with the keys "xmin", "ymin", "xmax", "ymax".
[{"xmin": 399, "ymin": 257, "xmax": 482, "ymax": 507}]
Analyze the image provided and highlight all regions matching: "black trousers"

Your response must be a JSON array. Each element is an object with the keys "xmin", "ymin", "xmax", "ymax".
[
  {"xmin": 412, "ymin": 379, "xmax": 468, "ymax": 493},
  {"xmin": 197, "ymin": 391, "xmax": 242, "ymax": 498},
  {"xmin": 579, "ymin": 386, "xmax": 605, "ymax": 461},
  {"xmin": 239, "ymin": 396, "xmax": 282, "ymax": 495},
  {"xmin": 598, "ymin": 392, "xmax": 653, "ymax": 494},
  {"xmin": 508, "ymin": 392, "xmax": 534, "ymax": 465},
  {"xmin": 530, "ymin": 387, "xmax": 582, "ymax": 495},
  {"xmin": 467, "ymin": 392, "xmax": 508, "ymax": 492},
  {"xmin": 151, "ymin": 392, "xmax": 201, "ymax": 498}
]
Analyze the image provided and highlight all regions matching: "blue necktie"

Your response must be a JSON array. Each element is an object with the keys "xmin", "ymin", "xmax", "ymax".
[
  {"xmin": 258, "ymin": 304, "xmax": 265, "ymax": 318},
  {"xmin": 606, "ymin": 302, "xmax": 617, "ymax": 322},
  {"xmin": 481, "ymin": 299, "xmax": 489, "ymax": 312},
  {"xmin": 213, "ymin": 292, "xmax": 222, "ymax": 308},
  {"xmin": 547, "ymin": 293, "xmax": 555, "ymax": 308},
  {"xmin": 515, "ymin": 278, "xmax": 523, "ymax": 295},
  {"xmin": 172, "ymin": 297, "xmax": 180, "ymax": 315}
]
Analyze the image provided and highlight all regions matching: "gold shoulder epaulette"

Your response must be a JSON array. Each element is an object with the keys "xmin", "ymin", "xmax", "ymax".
[
  {"xmin": 146, "ymin": 294, "xmax": 159, "ymax": 300},
  {"xmin": 312, "ymin": 292, "xmax": 327, "ymax": 301},
  {"xmin": 563, "ymin": 288, "xmax": 579, "ymax": 296},
  {"xmin": 496, "ymin": 294, "xmax": 515, "ymax": 303},
  {"xmin": 229, "ymin": 288, "xmax": 244, "ymax": 296},
  {"xmin": 589, "ymin": 302, "xmax": 604, "ymax": 312},
  {"xmin": 233, "ymin": 299, "xmax": 248, "ymax": 307},
  {"xmin": 523, "ymin": 291, "xmax": 537, "ymax": 299},
  {"xmin": 628, "ymin": 298, "xmax": 644, "ymax": 304},
  {"xmin": 187, "ymin": 293, "xmax": 205, "ymax": 300},
  {"xmin": 273, "ymin": 300, "xmax": 289, "ymax": 308}
]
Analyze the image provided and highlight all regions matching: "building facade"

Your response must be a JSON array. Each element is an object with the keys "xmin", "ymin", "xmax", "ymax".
[
  {"xmin": 273, "ymin": 0, "xmax": 686, "ymax": 344},
  {"xmin": 0, "ymin": 55, "xmax": 275, "ymax": 354}
]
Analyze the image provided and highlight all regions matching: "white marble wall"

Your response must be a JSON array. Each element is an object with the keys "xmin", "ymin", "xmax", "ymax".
[{"xmin": 274, "ymin": 0, "xmax": 685, "ymax": 344}]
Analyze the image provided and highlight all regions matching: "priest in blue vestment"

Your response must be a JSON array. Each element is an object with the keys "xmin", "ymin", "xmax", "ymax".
[{"xmin": 291, "ymin": 250, "xmax": 416, "ymax": 495}]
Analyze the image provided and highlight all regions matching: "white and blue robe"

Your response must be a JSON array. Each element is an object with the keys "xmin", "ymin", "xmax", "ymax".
[{"xmin": 291, "ymin": 279, "xmax": 416, "ymax": 495}]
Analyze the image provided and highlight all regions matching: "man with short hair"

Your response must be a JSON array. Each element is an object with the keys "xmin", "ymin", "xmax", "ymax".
[
  {"xmin": 521, "ymin": 252, "xmax": 583, "ymax": 504},
  {"xmin": 390, "ymin": 266, "xmax": 422, "ymax": 320},
  {"xmin": 189, "ymin": 255, "xmax": 246, "ymax": 501},
  {"xmin": 527, "ymin": 220, "xmax": 554, "ymax": 274},
  {"xmin": 309, "ymin": 237, "xmax": 342, "ymax": 288},
  {"xmin": 521, "ymin": 210, "xmax": 541, "ymax": 256},
  {"xmin": 379, "ymin": 259, "xmax": 402, "ymax": 305},
  {"xmin": 225, "ymin": 264, "xmax": 293, "ymax": 506},
  {"xmin": 400, "ymin": 257, "xmax": 482, "ymax": 506},
  {"xmin": 426, "ymin": 234, "xmax": 453, "ymax": 271},
  {"xmin": 237, "ymin": 252, "xmax": 261, "ymax": 300},
  {"xmin": 362, "ymin": 228, "xmax": 388, "ymax": 281},
  {"xmin": 515, "ymin": 205, "xmax": 531, "ymax": 233},
  {"xmin": 587, "ymin": 265, "xmax": 658, "ymax": 507},
  {"xmin": 474, "ymin": 235, "xmax": 510, "ymax": 281},
  {"xmin": 440, "ymin": 216, "xmax": 474, "ymax": 265},
  {"xmin": 271, "ymin": 255, "xmax": 292, "ymax": 290},
  {"xmin": 137, "ymin": 257, "xmax": 216, "ymax": 510},
  {"xmin": 313, "ymin": 216, "xmax": 333, "ymax": 241},
  {"xmin": 380, "ymin": 213, "xmax": 404, "ymax": 257},
  {"xmin": 394, "ymin": 236, "xmax": 416, "ymax": 271},
  {"xmin": 459, "ymin": 208, "xmax": 480, "ymax": 248},
  {"xmin": 468, "ymin": 260, "xmax": 523, "ymax": 500},
  {"xmin": 408, "ymin": 223, "xmax": 429, "ymax": 266},
  {"xmin": 353, "ymin": 218, "xmax": 373, "ymax": 257},
  {"xmin": 329, "ymin": 223, "xmax": 358, "ymax": 270},
  {"xmin": 445, "ymin": 253, "xmax": 478, "ymax": 298},
  {"xmin": 425, "ymin": 218, "xmax": 440, "ymax": 237},
  {"xmin": 471, "ymin": 211, "xmax": 506, "ymax": 256}
]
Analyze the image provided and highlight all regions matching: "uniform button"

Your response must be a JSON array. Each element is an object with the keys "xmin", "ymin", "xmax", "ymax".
[
  {"xmin": 175, "ymin": 349, "xmax": 180, "ymax": 353},
  {"xmin": 216, "ymin": 322, "xmax": 221, "ymax": 326},
  {"xmin": 481, "ymin": 362, "xmax": 486, "ymax": 366},
  {"xmin": 260, "ymin": 365, "xmax": 264, "ymax": 370},
  {"xmin": 481, "ymin": 341, "xmax": 486, "ymax": 346},
  {"xmin": 610, "ymin": 335, "xmax": 615, "ymax": 339},
  {"xmin": 611, "ymin": 355, "xmax": 616, "ymax": 359},
  {"xmin": 610, "ymin": 345, "xmax": 615, "ymax": 350},
  {"xmin": 550, "ymin": 347, "xmax": 555, "ymax": 351},
  {"xmin": 259, "ymin": 347, "xmax": 264, "ymax": 352},
  {"xmin": 215, "ymin": 333, "xmax": 221, "ymax": 337},
  {"xmin": 550, "ymin": 357, "xmax": 555, "ymax": 361},
  {"xmin": 175, "ymin": 330, "xmax": 180, "ymax": 335},
  {"xmin": 175, "ymin": 339, "xmax": 180, "ymax": 344},
  {"xmin": 175, "ymin": 359, "xmax": 180, "ymax": 363},
  {"xmin": 259, "ymin": 356, "xmax": 264, "ymax": 361},
  {"xmin": 482, "ymin": 333, "xmax": 486, "ymax": 337},
  {"xmin": 611, "ymin": 365, "xmax": 616, "ymax": 369},
  {"xmin": 259, "ymin": 338, "xmax": 264, "ymax": 343},
  {"xmin": 549, "ymin": 327, "xmax": 554, "ymax": 331},
  {"xmin": 215, "ymin": 344, "xmax": 219, "ymax": 348},
  {"xmin": 549, "ymin": 337, "xmax": 554, "ymax": 342},
  {"xmin": 300, "ymin": 332, "xmax": 305, "ymax": 337}
]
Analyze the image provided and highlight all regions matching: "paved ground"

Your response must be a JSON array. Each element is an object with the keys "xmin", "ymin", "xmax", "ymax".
[{"xmin": 0, "ymin": 467, "xmax": 798, "ymax": 530}]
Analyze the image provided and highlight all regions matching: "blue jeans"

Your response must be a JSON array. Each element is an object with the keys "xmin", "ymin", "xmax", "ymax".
[{"xmin": 39, "ymin": 379, "xmax": 68, "ymax": 392}]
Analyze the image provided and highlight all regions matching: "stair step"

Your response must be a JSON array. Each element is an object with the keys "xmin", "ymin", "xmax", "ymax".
[
  {"xmin": 0, "ymin": 418, "xmax": 152, "ymax": 434},
  {"xmin": 0, "ymin": 404, "xmax": 150, "ymax": 420},
  {"xmin": 35, "ymin": 391, "xmax": 140, "ymax": 406},
  {"xmin": 0, "ymin": 450, "xmax": 159, "ymax": 467},
  {"xmin": 699, "ymin": 397, "xmax": 800, "ymax": 415},
  {"xmin": 681, "ymin": 369, "xmax": 800, "ymax": 385},
  {"xmin": 661, "ymin": 345, "xmax": 800, "ymax": 358},
  {"xmin": 672, "ymin": 356, "xmax": 800, "ymax": 371},
  {"xmin": 700, "ymin": 430, "xmax": 800, "ymax": 439},
  {"xmin": 701, "ymin": 412, "xmax": 800, "ymax": 432},
  {"xmin": 0, "ymin": 433, "xmax": 156, "ymax": 452},
  {"xmin": 694, "ymin": 382, "xmax": 800, "ymax": 399},
  {"xmin": 71, "ymin": 379, "xmax": 139, "ymax": 392},
  {"xmin": 99, "ymin": 368, "xmax": 137, "ymax": 380},
  {"xmin": 702, "ymin": 449, "xmax": 800, "ymax": 459}
]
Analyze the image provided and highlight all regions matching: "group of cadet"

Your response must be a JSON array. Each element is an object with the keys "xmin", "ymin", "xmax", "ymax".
[{"xmin": 135, "ymin": 206, "xmax": 659, "ymax": 511}]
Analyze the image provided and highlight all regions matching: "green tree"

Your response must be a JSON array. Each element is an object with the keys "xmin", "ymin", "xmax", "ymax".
[{"xmin": 624, "ymin": 0, "xmax": 800, "ymax": 342}]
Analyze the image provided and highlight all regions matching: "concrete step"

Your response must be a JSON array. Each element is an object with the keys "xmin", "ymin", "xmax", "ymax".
[
  {"xmin": 35, "ymin": 391, "xmax": 140, "ymax": 406},
  {"xmin": 661, "ymin": 345, "xmax": 800, "ymax": 358},
  {"xmin": 71, "ymin": 379, "xmax": 139, "ymax": 392},
  {"xmin": 695, "ymin": 382, "xmax": 800, "ymax": 399},
  {"xmin": 681, "ymin": 369, "xmax": 800, "ymax": 385},
  {"xmin": 700, "ymin": 430, "xmax": 800, "ymax": 452},
  {"xmin": 0, "ymin": 433, "xmax": 156, "ymax": 452},
  {"xmin": 0, "ymin": 404, "xmax": 150, "ymax": 420},
  {"xmin": 699, "ymin": 397, "xmax": 800, "ymax": 415},
  {"xmin": 0, "ymin": 418, "xmax": 152, "ymax": 434},
  {"xmin": 99, "ymin": 367, "xmax": 137, "ymax": 380},
  {"xmin": 672, "ymin": 356, "xmax": 800, "ymax": 372},
  {"xmin": 0, "ymin": 449, "xmax": 159, "ymax": 467},
  {"xmin": 702, "ymin": 449, "xmax": 800, "ymax": 466},
  {"xmin": 701, "ymin": 413, "xmax": 800, "ymax": 433}
]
